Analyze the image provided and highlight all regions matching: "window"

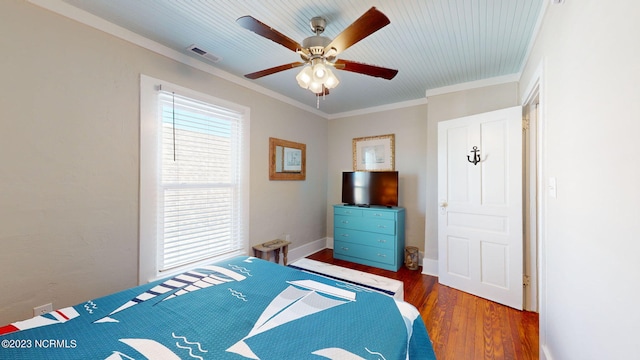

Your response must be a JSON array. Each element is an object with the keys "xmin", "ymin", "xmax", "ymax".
[{"xmin": 139, "ymin": 75, "xmax": 250, "ymax": 283}]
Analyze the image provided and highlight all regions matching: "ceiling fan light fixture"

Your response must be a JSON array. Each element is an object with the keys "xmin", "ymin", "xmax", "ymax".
[
  {"xmin": 296, "ymin": 66, "xmax": 313, "ymax": 88},
  {"xmin": 312, "ymin": 62, "xmax": 327, "ymax": 81},
  {"xmin": 324, "ymin": 70, "xmax": 340, "ymax": 89},
  {"xmin": 297, "ymin": 63, "xmax": 339, "ymax": 93},
  {"xmin": 308, "ymin": 80, "xmax": 324, "ymax": 94}
]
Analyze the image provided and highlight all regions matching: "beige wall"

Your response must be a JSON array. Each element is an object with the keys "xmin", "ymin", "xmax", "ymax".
[
  {"xmin": 423, "ymin": 83, "xmax": 520, "ymax": 265},
  {"xmin": 0, "ymin": 1, "xmax": 327, "ymax": 324},
  {"xmin": 327, "ymin": 104, "xmax": 428, "ymax": 250},
  {"xmin": 519, "ymin": 1, "xmax": 640, "ymax": 359}
]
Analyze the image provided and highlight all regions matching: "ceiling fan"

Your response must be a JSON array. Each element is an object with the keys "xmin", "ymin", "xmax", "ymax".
[{"xmin": 236, "ymin": 7, "xmax": 398, "ymax": 96}]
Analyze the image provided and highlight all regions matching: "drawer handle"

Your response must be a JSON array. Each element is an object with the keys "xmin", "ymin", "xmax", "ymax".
[
  {"xmin": 377, "ymin": 253, "xmax": 387, "ymax": 258},
  {"xmin": 341, "ymin": 234, "xmax": 350, "ymax": 237},
  {"xmin": 374, "ymin": 213, "xmax": 382, "ymax": 217},
  {"xmin": 341, "ymin": 247, "xmax": 349, "ymax": 251},
  {"xmin": 345, "ymin": 211, "xmax": 352, "ymax": 214},
  {"xmin": 377, "ymin": 225, "xmax": 387, "ymax": 228},
  {"xmin": 377, "ymin": 239, "xmax": 386, "ymax": 243},
  {"xmin": 342, "ymin": 220, "xmax": 349, "ymax": 224}
]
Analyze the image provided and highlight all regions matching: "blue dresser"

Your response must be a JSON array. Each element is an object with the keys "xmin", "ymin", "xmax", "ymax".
[{"xmin": 333, "ymin": 204, "xmax": 406, "ymax": 271}]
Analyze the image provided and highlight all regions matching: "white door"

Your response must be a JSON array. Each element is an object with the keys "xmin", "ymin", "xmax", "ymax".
[{"xmin": 437, "ymin": 106, "xmax": 523, "ymax": 309}]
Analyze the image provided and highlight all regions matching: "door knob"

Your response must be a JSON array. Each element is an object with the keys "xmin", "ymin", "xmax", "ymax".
[{"xmin": 439, "ymin": 200, "xmax": 448, "ymax": 215}]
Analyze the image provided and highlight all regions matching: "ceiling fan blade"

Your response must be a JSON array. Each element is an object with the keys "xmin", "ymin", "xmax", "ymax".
[
  {"xmin": 332, "ymin": 59, "xmax": 398, "ymax": 80},
  {"xmin": 244, "ymin": 62, "xmax": 306, "ymax": 79},
  {"xmin": 237, "ymin": 15, "xmax": 304, "ymax": 53},
  {"xmin": 324, "ymin": 7, "xmax": 390, "ymax": 56}
]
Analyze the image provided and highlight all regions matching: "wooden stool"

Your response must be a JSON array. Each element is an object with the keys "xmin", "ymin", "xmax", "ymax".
[{"xmin": 252, "ymin": 239, "xmax": 292, "ymax": 265}]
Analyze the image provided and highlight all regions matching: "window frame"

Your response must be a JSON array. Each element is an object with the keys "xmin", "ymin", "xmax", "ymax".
[{"xmin": 139, "ymin": 74, "xmax": 250, "ymax": 283}]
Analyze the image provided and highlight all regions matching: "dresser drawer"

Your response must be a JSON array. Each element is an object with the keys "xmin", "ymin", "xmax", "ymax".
[
  {"xmin": 334, "ymin": 241, "xmax": 395, "ymax": 266},
  {"xmin": 334, "ymin": 215, "xmax": 362, "ymax": 229},
  {"xmin": 333, "ymin": 228, "xmax": 395, "ymax": 250},
  {"xmin": 334, "ymin": 207, "xmax": 363, "ymax": 217},
  {"xmin": 335, "ymin": 215, "xmax": 396, "ymax": 235},
  {"xmin": 363, "ymin": 210, "xmax": 396, "ymax": 220}
]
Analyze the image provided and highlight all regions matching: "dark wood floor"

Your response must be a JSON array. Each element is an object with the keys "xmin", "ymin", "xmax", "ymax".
[{"xmin": 307, "ymin": 249, "xmax": 539, "ymax": 360}]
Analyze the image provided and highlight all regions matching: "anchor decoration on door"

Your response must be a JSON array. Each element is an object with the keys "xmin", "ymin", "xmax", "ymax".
[{"xmin": 467, "ymin": 146, "xmax": 481, "ymax": 165}]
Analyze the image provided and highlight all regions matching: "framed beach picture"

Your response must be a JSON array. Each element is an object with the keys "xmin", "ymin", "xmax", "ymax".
[
  {"xmin": 352, "ymin": 134, "xmax": 395, "ymax": 171},
  {"xmin": 269, "ymin": 137, "xmax": 306, "ymax": 180}
]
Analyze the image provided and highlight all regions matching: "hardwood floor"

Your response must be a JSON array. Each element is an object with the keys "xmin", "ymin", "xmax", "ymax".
[{"xmin": 307, "ymin": 249, "xmax": 539, "ymax": 360}]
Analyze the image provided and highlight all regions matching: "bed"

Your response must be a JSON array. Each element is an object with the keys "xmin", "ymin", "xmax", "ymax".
[{"xmin": 0, "ymin": 256, "xmax": 436, "ymax": 359}]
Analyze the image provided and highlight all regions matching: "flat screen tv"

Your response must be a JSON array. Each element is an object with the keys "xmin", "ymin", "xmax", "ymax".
[{"xmin": 341, "ymin": 171, "xmax": 398, "ymax": 207}]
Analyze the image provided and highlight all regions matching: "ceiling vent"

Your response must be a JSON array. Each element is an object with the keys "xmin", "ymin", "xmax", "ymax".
[{"xmin": 187, "ymin": 44, "xmax": 222, "ymax": 63}]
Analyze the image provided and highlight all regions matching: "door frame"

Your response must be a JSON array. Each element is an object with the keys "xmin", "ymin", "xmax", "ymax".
[
  {"xmin": 522, "ymin": 63, "xmax": 544, "ymax": 314},
  {"xmin": 523, "ymin": 90, "xmax": 538, "ymax": 312}
]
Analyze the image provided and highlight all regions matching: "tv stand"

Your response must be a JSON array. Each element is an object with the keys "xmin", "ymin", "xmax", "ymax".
[{"xmin": 333, "ymin": 204, "xmax": 405, "ymax": 271}]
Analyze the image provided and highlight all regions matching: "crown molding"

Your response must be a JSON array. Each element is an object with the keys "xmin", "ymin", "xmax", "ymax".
[
  {"xmin": 328, "ymin": 97, "xmax": 428, "ymax": 120},
  {"xmin": 424, "ymin": 74, "xmax": 520, "ymax": 98}
]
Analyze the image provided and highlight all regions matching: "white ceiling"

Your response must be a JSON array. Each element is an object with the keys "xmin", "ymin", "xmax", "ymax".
[{"xmin": 47, "ymin": 0, "xmax": 544, "ymax": 116}]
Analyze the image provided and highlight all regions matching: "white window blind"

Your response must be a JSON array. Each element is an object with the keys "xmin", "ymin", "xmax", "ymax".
[{"xmin": 157, "ymin": 89, "xmax": 244, "ymax": 272}]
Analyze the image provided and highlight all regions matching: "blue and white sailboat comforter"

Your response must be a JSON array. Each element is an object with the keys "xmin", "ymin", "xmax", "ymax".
[{"xmin": 0, "ymin": 256, "xmax": 436, "ymax": 359}]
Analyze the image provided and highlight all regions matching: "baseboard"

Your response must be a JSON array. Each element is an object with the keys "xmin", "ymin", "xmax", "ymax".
[
  {"xmin": 287, "ymin": 237, "xmax": 328, "ymax": 264},
  {"xmin": 421, "ymin": 257, "xmax": 438, "ymax": 277}
]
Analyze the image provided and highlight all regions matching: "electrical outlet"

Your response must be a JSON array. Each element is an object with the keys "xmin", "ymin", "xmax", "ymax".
[
  {"xmin": 285, "ymin": 234, "xmax": 290, "ymax": 242},
  {"xmin": 33, "ymin": 303, "xmax": 53, "ymax": 317}
]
